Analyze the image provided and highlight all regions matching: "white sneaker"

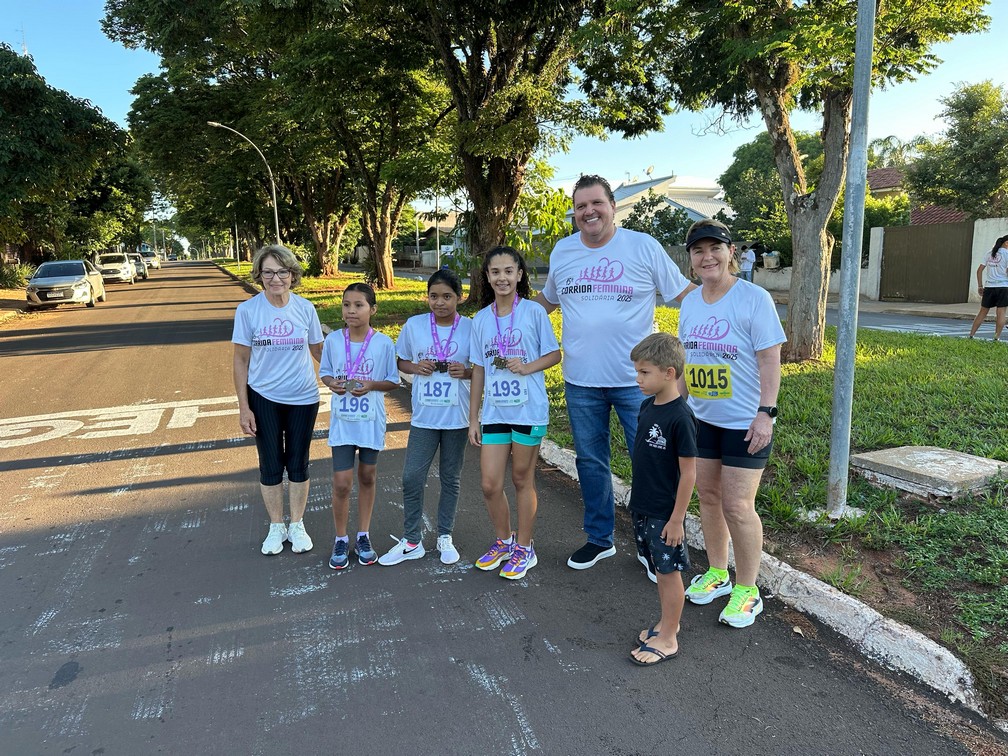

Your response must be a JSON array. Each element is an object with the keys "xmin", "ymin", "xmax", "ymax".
[
  {"xmin": 287, "ymin": 520, "xmax": 313, "ymax": 553},
  {"xmin": 437, "ymin": 534, "xmax": 460, "ymax": 565},
  {"xmin": 261, "ymin": 522, "xmax": 287, "ymax": 555},
  {"xmin": 377, "ymin": 536, "xmax": 425, "ymax": 566}
]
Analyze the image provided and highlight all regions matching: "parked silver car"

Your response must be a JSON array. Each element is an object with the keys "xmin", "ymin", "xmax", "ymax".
[
  {"xmin": 97, "ymin": 252, "xmax": 136, "ymax": 284},
  {"xmin": 129, "ymin": 252, "xmax": 150, "ymax": 280},
  {"xmin": 25, "ymin": 260, "xmax": 107, "ymax": 310}
]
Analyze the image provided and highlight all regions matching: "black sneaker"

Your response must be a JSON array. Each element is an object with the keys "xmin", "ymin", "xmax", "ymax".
[{"xmin": 567, "ymin": 541, "xmax": 617, "ymax": 570}]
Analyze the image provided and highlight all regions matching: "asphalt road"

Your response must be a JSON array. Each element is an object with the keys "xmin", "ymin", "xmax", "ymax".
[{"xmin": 0, "ymin": 261, "xmax": 1002, "ymax": 754}]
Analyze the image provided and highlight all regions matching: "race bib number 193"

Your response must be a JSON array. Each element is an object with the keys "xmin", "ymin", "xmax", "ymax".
[{"xmin": 685, "ymin": 364, "xmax": 732, "ymax": 400}]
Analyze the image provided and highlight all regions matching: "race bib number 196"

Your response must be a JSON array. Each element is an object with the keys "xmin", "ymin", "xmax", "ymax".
[{"xmin": 685, "ymin": 364, "xmax": 732, "ymax": 400}]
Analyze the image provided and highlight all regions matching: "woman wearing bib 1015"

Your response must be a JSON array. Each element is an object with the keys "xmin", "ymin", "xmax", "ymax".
[
  {"xmin": 378, "ymin": 269, "xmax": 474, "ymax": 567},
  {"xmin": 319, "ymin": 283, "xmax": 400, "ymax": 571},
  {"xmin": 468, "ymin": 246, "xmax": 561, "ymax": 580},
  {"xmin": 677, "ymin": 219, "xmax": 785, "ymax": 629}
]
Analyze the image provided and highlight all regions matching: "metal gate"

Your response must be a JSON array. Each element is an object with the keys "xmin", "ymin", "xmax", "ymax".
[{"xmin": 880, "ymin": 221, "xmax": 974, "ymax": 302}]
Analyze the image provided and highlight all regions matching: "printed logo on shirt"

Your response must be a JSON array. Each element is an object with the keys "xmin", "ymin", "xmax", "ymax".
[
  {"xmin": 556, "ymin": 256, "xmax": 635, "ymax": 302},
  {"xmin": 340, "ymin": 357, "xmax": 375, "ymax": 381},
  {"xmin": 682, "ymin": 316, "xmax": 738, "ymax": 361},
  {"xmin": 646, "ymin": 423, "xmax": 666, "ymax": 450},
  {"xmin": 252, "ymin": 318, "xmax": 306, "ymax": 351},
  {"xmin": 419, "ymin": 340, "xmax": 460, "ymax": 361},
  {"xmin": 483, "ymin": 328, "xmax": 525, "ymax": 360}
]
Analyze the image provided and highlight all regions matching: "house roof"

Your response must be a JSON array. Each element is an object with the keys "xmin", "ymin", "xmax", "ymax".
[
  {"xmin": 910, "ymin": 204, "xmax": 969, "ymax": 226},
  {"xmin": 866, "ymin": 167, "xmax": 904, "ymax": 192},
  {"xmin": 665, "ymin": 196, "xmax": 733, "ymax": 221}
]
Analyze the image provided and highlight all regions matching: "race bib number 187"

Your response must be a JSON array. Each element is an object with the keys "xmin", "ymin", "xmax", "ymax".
[{"xmin": 685, "ymin": 364, "xmax": 732, "ymax": 400}]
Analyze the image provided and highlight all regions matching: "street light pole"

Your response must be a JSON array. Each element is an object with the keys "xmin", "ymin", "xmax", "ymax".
[{"xmin": 207, "ymin": 121, "xmax": 281, "ymax": 245}]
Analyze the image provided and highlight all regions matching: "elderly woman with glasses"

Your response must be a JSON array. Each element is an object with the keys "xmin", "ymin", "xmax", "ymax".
[{"xmin": 232, "ymin": 244, "xmax": 324, "ymax": 556}]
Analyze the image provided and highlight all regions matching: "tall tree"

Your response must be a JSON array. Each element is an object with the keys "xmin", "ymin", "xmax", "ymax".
[
  {"xmin": 907, "ymin": 80, "xmax": 1008, "ymax": 218},
  {"xmin": 585, "ymin": 0, "xmax": 989, "ymax": 361},
  {"xmin": 419, "ymin": 0, "xmax": 620, "ymax": 301},
  {"xmin": 0, "ymin": 45, "xmax": 122, "ymax": 258}
]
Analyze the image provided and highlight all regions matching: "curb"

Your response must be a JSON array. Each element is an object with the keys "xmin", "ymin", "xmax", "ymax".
[{"xmin": 537, "ymin": 439, "xmax": 988, "ymax": 719}]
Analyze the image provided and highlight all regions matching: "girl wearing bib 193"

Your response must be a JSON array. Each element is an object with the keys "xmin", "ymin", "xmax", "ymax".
[
  {"xmin": 468, "ymin": 247, "xmax": 562, "ymax": 580},
  {"xmin": 319, "ymin": 283, "xmax": 400, "ymax": 571},
  {"xmin": 677, "ymin": 219, "xmax": 785, "ymax": 629},
  {"xmin": 378, "ymin": 269, "xmax": 474, "ymax": 567}
]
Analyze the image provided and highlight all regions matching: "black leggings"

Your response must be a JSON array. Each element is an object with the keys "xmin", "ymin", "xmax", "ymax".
[{"xmin": 247, "ymin": 387, "xmax": 319, "ymax": 485}]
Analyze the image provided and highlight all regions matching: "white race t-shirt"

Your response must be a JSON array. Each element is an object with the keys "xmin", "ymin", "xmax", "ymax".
[
  {"xmin": 984, "ymin": 251, "xmax": 1008, "ymax": 288},
  {"xmin": 396, "ymin": 313, "xmax": 473, "ymax": 430},
  {"xmin": 231, "ymin": 292, "xmax": 323, "ymax": 405},
  {"xmin": 319, "ymin": 329, "xmax": 399, "ymax": 450},
  {"xmin": 469, "ymin": 299, "xmax": 560, "ymax": 426},
  {"xmin": 678, "ymin": 280, "xmax": 786, "ymax": 430},
  {"xmin": 542, "ymin": 228, "xmax": 692, "ymax": 387}
]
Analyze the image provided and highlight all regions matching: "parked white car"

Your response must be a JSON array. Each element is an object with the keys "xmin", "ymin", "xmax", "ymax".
[
  {"xmin": 97, "ymin": 252, "xmax": 136, "ymax": 284},
  {"xmin": 25, "ymin": 260, "xmax": 107, "ymax": 310},
  {"xmin": 141, "ymin": 249, "xmax": 161, "ymax": 269}
]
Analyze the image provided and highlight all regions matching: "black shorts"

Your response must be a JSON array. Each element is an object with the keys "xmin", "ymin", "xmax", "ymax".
[
  {"xmin": 981, "ymin": 286, "xmax": 1008, "ymax": 308},
  {"xmin": 633, "ymin": 513, "xmax": 691, "ymax": 574},
  {"xmin": 696, "ymin": 419, "xmax": 772, "ymax": 470}
]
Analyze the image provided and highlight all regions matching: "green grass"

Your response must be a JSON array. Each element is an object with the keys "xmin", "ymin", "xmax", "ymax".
[{"xmin": 220, "ymin": 261, "xmax": 1008, "ymax": 716}]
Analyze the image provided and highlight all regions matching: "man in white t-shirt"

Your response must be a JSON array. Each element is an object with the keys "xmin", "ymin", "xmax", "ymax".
[
  {"xmin": 534, "ymin": 174, "xmax": 696, "ymax": 571},
  {"xmin": 739, "ymin": 245, "xmax": 756, "ymax": 282}
]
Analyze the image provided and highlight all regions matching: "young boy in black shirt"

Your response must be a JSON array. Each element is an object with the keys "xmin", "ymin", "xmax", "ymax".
[{"xmin": 628, "ymin": 333, "xmax": 698, "ymax": 665}]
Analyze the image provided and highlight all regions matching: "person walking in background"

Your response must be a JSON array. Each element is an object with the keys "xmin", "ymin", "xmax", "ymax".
[
  {"xmin": 968, "ymin": 235, "xmax": 1008, "ymax": 341},
  {"xmin": 469, "ymin": 247, "xmax": 561, "ymax": 580},
  {"xmin": 739, "ymin": 245, "xmax": 756, "ymax": 283},
  {"xmin": 678, "ymin": 219, "xmax": 784, "ymax": 629},
  {"xmin": 534, "ymin": 174, "xmax": 695, "ymax": 573},
  {"xmin": 319, "ymin": 283, "xmax": 400, "ymax": 571},
  {"xmin": 380, "ymin": 270, "xmax": 473, "ymax": 567},
  {"xmin": 232, "ymin": 245, "xmax": 324, "ymax": 556}
]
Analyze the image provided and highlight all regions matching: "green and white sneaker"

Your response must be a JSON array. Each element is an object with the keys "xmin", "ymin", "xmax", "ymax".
[
  {"xmin": 684, "ymin": 568, "xmax": 733, "ymax": 605},
  {"xmin": 718, "ymin": 585, "xmax": 763, "ymax": 628}
]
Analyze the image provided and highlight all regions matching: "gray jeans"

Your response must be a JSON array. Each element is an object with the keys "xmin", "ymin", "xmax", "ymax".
[{"xmin": 402, "ymin": 425, "xmax": 468, "ymax": 542}]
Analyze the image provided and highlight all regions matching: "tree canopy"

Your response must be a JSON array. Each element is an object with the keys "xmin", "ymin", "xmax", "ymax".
[
  {"xmin": 588, "ymin": 0, "xmax": 990, "ymax": 361},
  {"xmin": 907, "ymin": 80, "xmax": 1008, "ymax": 219}
]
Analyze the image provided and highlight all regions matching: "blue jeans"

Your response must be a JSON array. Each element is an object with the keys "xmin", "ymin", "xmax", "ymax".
[
  {"xmin": 564, "ymin": 382, "xmax": 645, "ymax": 548},
  {"xmin": 402, "ymin": 426, "xmax": 468, "ymax": 543}
]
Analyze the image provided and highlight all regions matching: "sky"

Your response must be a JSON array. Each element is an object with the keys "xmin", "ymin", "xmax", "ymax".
[{"xmin": 3, "ymin": 0, "xmax": 1006, "ymax": 195}]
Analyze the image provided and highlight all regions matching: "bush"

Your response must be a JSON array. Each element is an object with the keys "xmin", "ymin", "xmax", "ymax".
[{"xmin": 0, "ymin": 262, "xmax": 35, "ymax": 288}]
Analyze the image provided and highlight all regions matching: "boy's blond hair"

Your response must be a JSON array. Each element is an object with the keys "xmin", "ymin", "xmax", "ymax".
[{"xmin": 630, "ymin": 332, "xmax": 685, "ymax": 378}]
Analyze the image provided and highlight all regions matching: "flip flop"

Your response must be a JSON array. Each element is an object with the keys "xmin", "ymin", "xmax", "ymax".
[
  {"xmin": 636, "ymin": 625, "xmax": 660, "ymax": 646},
  {"xmin": 630, "ymin": 643, "xmax": 678, "ymax": 666},
  {"xmin": 636, "ymin": 622, "xmax": 683, "ymax": 646}
]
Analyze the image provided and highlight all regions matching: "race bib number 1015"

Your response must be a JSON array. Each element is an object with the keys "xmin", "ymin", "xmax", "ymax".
[{"xmin": 685, "ymin": 364, "xmax": 732, "ymax": 400}]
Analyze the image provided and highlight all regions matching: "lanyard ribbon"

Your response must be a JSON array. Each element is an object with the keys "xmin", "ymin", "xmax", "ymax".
[
  {"xmin": 492, "ymin": 295, "xmax": 519, "ymax": 358},
  {"xmin": 429, "ymin": 313, "xmax": 460, "ymax": 361},
  {"xmin": 343, "ymin": 328, "xmax": 374, "ymax": 379}
]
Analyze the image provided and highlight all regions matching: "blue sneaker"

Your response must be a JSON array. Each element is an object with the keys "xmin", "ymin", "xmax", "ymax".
[
  {"xmin": 356, "ymin": 534, "xmax": 377, "ymax": 565},
  {"xmin": 329, "ymin": 538, "xmax": 349, "ymax": 570}
]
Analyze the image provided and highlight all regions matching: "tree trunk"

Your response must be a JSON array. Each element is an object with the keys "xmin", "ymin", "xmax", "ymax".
[{"xmin": 752, "ymin": 73, "xmax": 851, "ymax": 362}]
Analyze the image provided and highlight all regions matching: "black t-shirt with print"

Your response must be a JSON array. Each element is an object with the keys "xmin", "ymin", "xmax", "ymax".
[{"xmin": 628, "ymin": 395, "xmax": 698, "ymax": 520}]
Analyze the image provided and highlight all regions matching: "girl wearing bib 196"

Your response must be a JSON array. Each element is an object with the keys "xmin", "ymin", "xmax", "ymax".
[
  {"xmin": 379, "ymin": 269, "xmax": 474, "ymax": 567},
  {"xmin": 468, "ymin": 247, "xmax": 562, "ymax": 580},
  {"xmin": 319, "ymin": 283, "xmax": 400, "ymax": 571},
  {"xmin": 677, "ymin": 219, "xmax": 785, "ymax": 629}
]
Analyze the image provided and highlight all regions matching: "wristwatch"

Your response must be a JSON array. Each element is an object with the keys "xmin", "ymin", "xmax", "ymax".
[{"xmin": 757, "ymin": 405, "xmax": 778, "ymax": 418}]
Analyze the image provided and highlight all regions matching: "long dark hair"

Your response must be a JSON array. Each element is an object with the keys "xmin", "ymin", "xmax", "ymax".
[
  {"xmin": 478, "ymin": 246, "xmax": 532, "ymax": 309},
  {"xmin": 991, "ymin": 235, "xmax": 1008, "ymax": 260}
]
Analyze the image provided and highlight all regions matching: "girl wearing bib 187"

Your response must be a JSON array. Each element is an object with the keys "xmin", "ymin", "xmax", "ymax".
[
  {"xmin": 378, "ymin": 269, "xmax": 474, "ymax": 567},
  {"xmin": 468, "ymin": 246, "xmax": 562, "ymax": 580},
  {"xmin": 319, "ymin": 283, "xmax": 400, "ymax": 571},
  {"xmin": 677, "ymin": 219, "xmax": 785, "ymax": 629}
]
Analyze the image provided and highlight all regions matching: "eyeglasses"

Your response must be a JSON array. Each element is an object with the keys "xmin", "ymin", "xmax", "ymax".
[{"xmin": 261, "ymin": 269, "xmax": 291, "ymax": 279}]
